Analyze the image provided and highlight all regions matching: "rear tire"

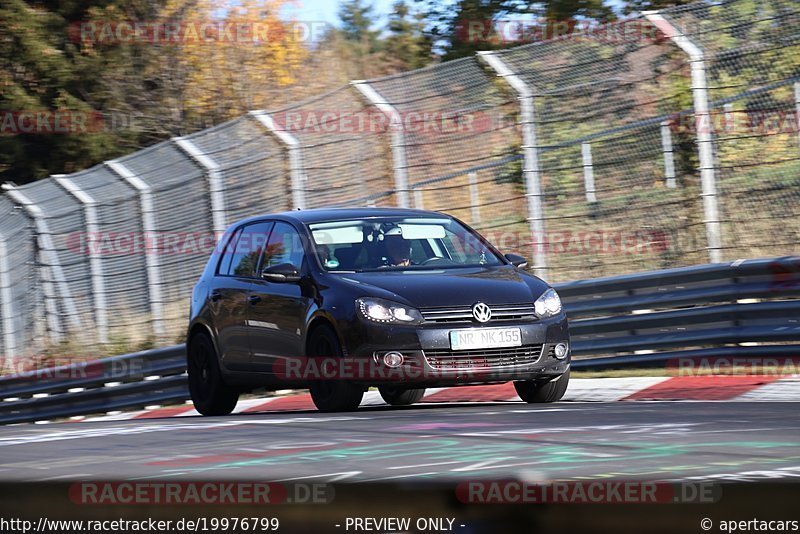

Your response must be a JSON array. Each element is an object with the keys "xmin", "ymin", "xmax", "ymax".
[
  {"xmin": 187, "ymin": 332, "xmax": 239, "ymax": 416},
  {"xmin": 514, "ymin": 369, "xmax": 570, "ymax": 403},
  {"xmin": 308, "ymin": 325, "xmax": 364, "ymax": 412},
  {"xmin": 379, "ymin": 387, "xmax": 426, "ymax": 406}
]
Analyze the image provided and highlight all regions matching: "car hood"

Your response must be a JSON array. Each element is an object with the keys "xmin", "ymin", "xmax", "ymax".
[{"xmin": 335, "ymin": 265, "xmax": 549, "ymax": 308}]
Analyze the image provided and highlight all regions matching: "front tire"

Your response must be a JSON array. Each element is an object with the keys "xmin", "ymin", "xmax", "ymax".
[
  {"xmin": 379, "ymin": 387, "xmax": 426, "ymax": 406},
  {"xmin": 308, "ymin": 325, "xmax": 364, "ymax": 412},
  {"xmin": 187, "ymin": 332, "xmax": 239, "ymax": 416},
  {"xmin": 514, "ymin": 369, "xmax": 570, "ymax": 403}
]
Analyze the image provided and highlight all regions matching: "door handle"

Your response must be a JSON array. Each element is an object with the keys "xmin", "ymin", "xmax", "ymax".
[
  {"xmin": 248, "ymin": 295, "xmax": 262, "ymax": 305},
  {"xmin": 209, "ymin": 290, "xmax": 222, "ymax": 302}
]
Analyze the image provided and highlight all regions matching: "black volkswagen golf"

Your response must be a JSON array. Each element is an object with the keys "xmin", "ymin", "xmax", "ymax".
[{"xmin": 187, "ymin": 208, "xmax": 570, "ymax": 414}]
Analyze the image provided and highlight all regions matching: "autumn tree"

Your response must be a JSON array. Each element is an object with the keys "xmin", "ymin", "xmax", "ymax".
[
  {"xmin": 328, "ymin": 0, "xmax": 381, "ymax": 79},
  {"xmin": 1, "ymin": 0, "xmax": 309, "ymax": 183},
  {"xmin": 416, "ymin": 0, "xmax": 615, "ymax": 59},
  {"xmin": 138, "ymin": 0, "xmax": 308, "ymax": 130},
  {"xmin": 382, "ymin": 1, "xmax": 433, "ymax": 72},
  {"xmin": 0, "ymin": 0, "xmax": 160, "ymax": 182}
]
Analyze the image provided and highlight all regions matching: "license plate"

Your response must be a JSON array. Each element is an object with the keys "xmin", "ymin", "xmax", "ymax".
[{"xmin": 449, "ymin": 327, "xmax": 522, "ymax": 351}]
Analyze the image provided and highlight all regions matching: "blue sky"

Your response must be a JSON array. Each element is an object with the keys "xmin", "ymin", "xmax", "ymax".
[{"xmin": 282, "ymin": 0, "xmax": 399, "ymax": 27}]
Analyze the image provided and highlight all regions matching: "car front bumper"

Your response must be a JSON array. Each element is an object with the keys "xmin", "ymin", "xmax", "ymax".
[{"xmin": 340, "ymin": 315, "xmax": 570, "ymax": 387}]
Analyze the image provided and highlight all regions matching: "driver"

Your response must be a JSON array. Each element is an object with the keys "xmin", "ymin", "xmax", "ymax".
[{"xmin": 382, "ymin": 227, "xmax": 413, "ymax": 267}]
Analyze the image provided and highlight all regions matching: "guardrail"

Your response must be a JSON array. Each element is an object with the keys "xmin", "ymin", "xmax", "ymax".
[
  {"xmin": 1, "ymin": 256, "xmax": 798, "ymax": 424},
  {"xmin": 562, "ymin": 256, "xmax": 800, "ymax": 367},
  {"xmin": 0, "ymin": 346, "xmax": 187, "ymax": 425}
]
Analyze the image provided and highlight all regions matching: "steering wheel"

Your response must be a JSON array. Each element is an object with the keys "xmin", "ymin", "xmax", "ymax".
[{"xmin": 420, "ymin": 257, "xmax": 455, "ymax": 266}]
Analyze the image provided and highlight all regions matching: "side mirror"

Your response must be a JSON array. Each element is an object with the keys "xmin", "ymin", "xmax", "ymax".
[
  {"xmin": 505, "ymin": 253, "xmax": 528, "ymax": 269},
  {"xmin": 261, "ymin": 263, "xmax": 301, "ymax": 283}
]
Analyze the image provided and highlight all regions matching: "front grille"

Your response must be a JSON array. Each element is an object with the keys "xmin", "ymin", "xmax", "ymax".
[
  {"xmin": 423, "ymin": 344, "xmax": 544, "ymax": 370},
  {"xmin": 420, "ymin": 304, "xmax": 538, "ymax": 324}
]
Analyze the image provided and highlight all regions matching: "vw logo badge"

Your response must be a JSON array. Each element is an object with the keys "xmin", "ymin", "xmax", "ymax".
[{"xmin": 472, "ymin": 302, "xmax": 492, "ymax": 323}]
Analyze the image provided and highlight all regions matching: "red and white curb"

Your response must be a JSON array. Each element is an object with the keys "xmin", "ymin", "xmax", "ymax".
[{"xmin": 71, "ymin": 374, "xmax": 800, "ymax": 423}]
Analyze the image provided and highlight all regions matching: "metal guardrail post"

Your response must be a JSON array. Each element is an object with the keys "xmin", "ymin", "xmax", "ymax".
[
  {"xmin": 249, "ymin": 110, "xmax": 308, "ymax": 210},
  {"xmin": 581, "ymin": 143, "xmax": 597, "ymax": 203},
  {"xmin": 1, "ymin": 184, "xmax": 80, "ymax": 343},
  {"xmin": 660, "ymin": 120, "xmax": 677, "ymax": 188},
  {"xmin": 351, "ymin": 81, "xmax": 411, "ymax": 209},
  {"xmin": 53, "ymin": 175, "xmax": 109, "ymax": 345},
  {"xmin": 645, "ymin": 11, "xmax": 722, "ymax": 264},
  {"xmin": 478, "ymin": 51, "xmax": 547, "ymax": 278},
  {"xmin": 0, "ymin": 234, "xmax": 18, "ymax": 362},
  {"xmin": 173, "ymin": 138, "xmax": 228, "ymax": 235},
  {"xmin": 106, "ymin": 160, "xmax": 166, "ymax": 340}
]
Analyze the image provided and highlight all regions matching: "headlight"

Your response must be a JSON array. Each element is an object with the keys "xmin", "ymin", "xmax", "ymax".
[
  {"xmin": 356, "ymin": 297, "xmax": 424, "ymax": 325},
  {"xmin": 534, "ymin": 288, "xmax": 562, "ymax": 318}
]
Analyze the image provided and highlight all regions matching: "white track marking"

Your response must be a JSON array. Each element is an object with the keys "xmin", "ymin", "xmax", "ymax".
[
  {"xmin": 387, "ymin": 461, "xmax": 463, "ymax": 470},
  {"xmin": 275, "ymin": 471, "xmax": 361, "ymax": 482},
  {"xmin": 736, "ymin": 376, "xmax": 800, "ymax": 401},
  {"xmin": 362, "ymin": 471, "xmax": 440, "ymax": 481},
  {"xmin": 562, "ymin": 377, "xmax": 671, "ymax": 401},
  {"xmin": 36, "ymin": 473, "xmax": 93, "ymax": 481}
]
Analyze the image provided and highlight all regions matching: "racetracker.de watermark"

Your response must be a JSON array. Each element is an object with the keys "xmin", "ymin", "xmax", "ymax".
[
  {"xmin": 456, "ymin": 18, "xmax": 665, "ymax": 44},
  {"xmin": 0, "ymin": 110, "xmax": 137, "ymax": 136},
  {"xmin": 1, "ymin": 111, "xmax": 102, "ymax": 135},
  {"xmin": 1, "ymin": 357, "xmax": 146, "ymax": 382},
  {"xmin": 456, "ymin": 480, "xmax": 720, "ymax": 504},
  {"xmin": 69, "ymin": 20, "xmax": 331, "ymax": 44},
  {"xmin": 668, "ymin": 357, "xmax": 800, "ymax": 377},
  {"xmin": 667, "ymin": 109, "xmax": 799, "ymax": 136},
  {"xmin": 69, "ymin": 481, "xmax": 333, "ymax": 505},
  {"xmin": 268, "ymin": 109, "xmax": 494, "ymax": 136},
  {"xmin": 273, "ymin": 356, "xmax": 500, "ymax": 382},
  {"xmin": 63, "ymin": 229, "xmax": 672, "ymax": 257}
]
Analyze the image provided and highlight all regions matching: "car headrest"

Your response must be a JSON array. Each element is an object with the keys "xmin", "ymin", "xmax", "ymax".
[{"xmin": 334, "ymin": 244, "xmax": 363, "ymax": 269}]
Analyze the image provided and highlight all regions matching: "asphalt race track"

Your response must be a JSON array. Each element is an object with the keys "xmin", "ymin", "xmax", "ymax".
[{"xmin": 1, "ymin": 401, "xmax": 798, "ymax": 482}]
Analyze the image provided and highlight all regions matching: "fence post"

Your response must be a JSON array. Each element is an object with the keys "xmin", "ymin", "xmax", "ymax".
[
  {"xmin": 794, "ymin": 81, "xmax": 800, "ymax": 148},
  {"xmin": 412, "ymin": 187, "xmax": 424, "ymax": 209},
  {"xmin": 478, "ymin": 51, "xmax": 547, "ymax": 278},
  {"xmin": 644, "ymin": 11, "xmax": 722, "ymax": 263},
  {"xmin": 53, "ymin": 175, "xmax": 109, "ymax": 345},
  {"xmin": 106, "ymin": 160, "xmax": 166, "ymax": 340},
  {"xmin": 249, "ymin": 111, "xmax": 308, "ymax": 210},
  {"xmin": 173, "ymin": 138, "xmax": 228, "ymax": 235},
  {"xmin": 1, "ymin": 184, "xmax": 80, "ymax": 343},
  {"xmin": 581, "ymin": 143, "xmax": 597, "ymax": 203},
  {"xmin": 723, "ymin": 103, "xmax": 734, "ymax": 133},
  {"xmin": 660, "ymin": 120, "xmax": 677, "ymax": 188},
  {"xmin": 351, "ymin": 80, "xmax": 411, "ymax": 209},
  {"xmin": 468, "ymin": 172, "xmax": 481, "ymax": 223},
  {"xmin": 0, "ymin": 234, "xmax": 17, "ymax": 363}
]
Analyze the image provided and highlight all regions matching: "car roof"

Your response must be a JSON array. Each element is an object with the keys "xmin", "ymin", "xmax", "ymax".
[{"xmin": 234, "ymin": 207, "xmax": 453, "ymax": 226}]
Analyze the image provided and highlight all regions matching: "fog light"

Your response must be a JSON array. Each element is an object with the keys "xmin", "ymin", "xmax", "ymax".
[
  {"xmin": 554, "ymin": 343, "xmax": 569, "ymax": 359},
  {"xmin": 383, "ymin": 351, "xmax": 404, "ymax": 368}
]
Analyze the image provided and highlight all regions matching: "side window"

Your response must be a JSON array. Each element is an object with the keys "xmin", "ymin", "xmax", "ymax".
[
  {"xmin": 217, "ymin": 228, "xmax": 242, "ymax": 276},
  {"xmin": 226, "ymin": 222, "xmax": 274, "ymax": 277},
  {"xmin": 262, "ymin": 222, "xmax": 305, "ymax": 270}
]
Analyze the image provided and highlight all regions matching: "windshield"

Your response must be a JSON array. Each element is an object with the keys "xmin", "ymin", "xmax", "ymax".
[{"xmin": 308, "ymin": 217, "xmax": 505, "ymax": 272}]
